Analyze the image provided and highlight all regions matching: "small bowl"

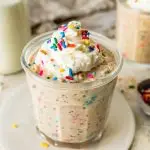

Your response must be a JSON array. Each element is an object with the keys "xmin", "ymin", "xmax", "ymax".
[{"xmin": 137, "ymin": 79, "xmax": 150, "ymax": 115}]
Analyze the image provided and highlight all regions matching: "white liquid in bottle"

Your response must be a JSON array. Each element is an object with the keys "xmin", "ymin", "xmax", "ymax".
[{"xmin": 0, "ymin": 0, "xmax": 31, "ymax": 74}]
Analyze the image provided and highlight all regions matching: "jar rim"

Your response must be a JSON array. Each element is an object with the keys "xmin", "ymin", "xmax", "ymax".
[{"xmin": 21, "ymin": 31, "xmax": 123, "ymax": 90}]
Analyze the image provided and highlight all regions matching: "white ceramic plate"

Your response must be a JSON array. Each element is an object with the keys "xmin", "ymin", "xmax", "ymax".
[{"xmin": 0, "ymin": 83, "xmax": 135, "ymax": 150}]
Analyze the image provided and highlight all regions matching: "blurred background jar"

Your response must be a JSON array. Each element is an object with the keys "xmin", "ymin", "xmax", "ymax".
[
  {"xmin": 117, "ymin": 0, "xmax": 150, "ymax": 64},
  {"xmin": 0, "ymin": 0, "xmax": 31, "ymax": 74}
]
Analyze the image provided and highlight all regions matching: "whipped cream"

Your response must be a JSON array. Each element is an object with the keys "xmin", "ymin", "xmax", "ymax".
[
  {"xmin": 29, "ymin": 21, "xmax": 115, "ymax": 82},
  {"xmin": 127, "ymin": 0, "xmax": 150, "ymax": 12}
]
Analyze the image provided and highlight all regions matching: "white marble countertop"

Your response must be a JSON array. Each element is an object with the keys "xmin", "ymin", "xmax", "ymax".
[
  {"xmin": 0, "ymin": 59, "xmax": 150, "ymax": 150},
  {"xmin": 117, "ymin": 61, "xmax": 150, "ymax": 150}
]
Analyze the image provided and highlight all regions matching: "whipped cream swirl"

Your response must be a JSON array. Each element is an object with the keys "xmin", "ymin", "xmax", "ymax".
[{"xmin": 32, "ymin": 21, "xmax": 105, "ymax": 82}]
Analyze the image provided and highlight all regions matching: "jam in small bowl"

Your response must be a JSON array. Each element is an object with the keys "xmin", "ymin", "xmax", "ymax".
[{"xmin": 137, "ymin": 79, "xmax": 150, "ymax": 115}]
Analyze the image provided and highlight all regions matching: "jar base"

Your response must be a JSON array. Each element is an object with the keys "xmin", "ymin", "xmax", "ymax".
[{"xmin": 36, "ymin": 127, "xmax": 103, "ymax": 149}]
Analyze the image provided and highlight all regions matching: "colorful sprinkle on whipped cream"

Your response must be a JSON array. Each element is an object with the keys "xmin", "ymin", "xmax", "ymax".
[{"xmin": 28, "ymin": 21, "xmax": 116, "ymax": 83}]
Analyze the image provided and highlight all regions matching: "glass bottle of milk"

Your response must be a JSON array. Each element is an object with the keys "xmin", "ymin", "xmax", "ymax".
[{"xmin": 0, "ymin": 0, "xmax": 31, "ymax": 74}]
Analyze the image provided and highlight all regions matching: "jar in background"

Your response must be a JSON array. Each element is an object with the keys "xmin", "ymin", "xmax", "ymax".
[
  {"xmin": 0, "ymin": 0, "xmax": 31, "ymax": 74},
  {"xmin": 117, "ymin": 0, "xmax": 150, "ymax": 64}
]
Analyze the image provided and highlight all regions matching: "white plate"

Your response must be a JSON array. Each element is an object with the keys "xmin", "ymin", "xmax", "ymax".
[{"xmin": 0, "ymin": 83, "xmax": 135, "ymax": 150}]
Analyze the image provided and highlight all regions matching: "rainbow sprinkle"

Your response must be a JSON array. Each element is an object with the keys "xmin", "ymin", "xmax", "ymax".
[
  {"xmin": 53, "ymin": 43, "xmax": 57, "ymax": 48},
  {"xmin": 96, "ymin": 44, "xmax": 101, "ymax": 51},
  {"xmin": 68, "ymin": 24, "xmax": 74, "ymax": 29},
  {"xmin": 83, "ymin": 39, "xmax": 90, "ymax": 45},
  {"xmin": 81, "ymin": 30, "xmax": 90, "ymax": 39},
  {"xmin": 61, "ymin": 40, "xmax": 67, "ymax": 48},
  {"xmin": 40, "ymin": 50, "xmax": 48, "ymax": 55},
  {"xmin": 59, "ymin": 24, "xmax": 67, "ymax": 31},
  {"xmin": 54, "ymin": 37, "xmax": 58, "ymax": 43},
  {"xmin": 59, "ymin": 68, "xmax": 65, "ymax": 72},
  {"xmin": 40, "ymin": 142, "xmax": 49, "ymax": 148},
  {"xmin": 93, "ymin": 72, "xmax": 96, "ymax": 76},
  {"xmin": 57, "ymin": 43, "xmax": 62, "ymax": 50},
  {"xmin": 11, "ymin": 123, "xmax": 19, "ymax": 129},
  {"xmin": 87, "ymin": 73, "xmax": 94, "ymax": 79},
  {"xmin": 39, "ymin": 70, "xmax": 43, "ymax": 76},
  {"xmin": 88, "ymin": 46, "xmax": 95, "ymax": 52},
  {"xmin": 69, "ymin": 68, "xmax": 73, "ymax": 77},
  {"xmin": 60, "ymin": 32, "xmax": 65, "ymax": 38},
  {"xmin": 41, "ymin": 60, "xmax": 44, "ymax": 65},
  {"xmin": 47, "ymin": 39, "xmax": 51, "ymax": 44},
  {"xmin": 53, "ymin": 77, "xmax": 58, "ymax": 80},
  {"xmin": 50, "ymin": 58, "xmax": 54, "ymax": 62},
  {"xmin": 66, "ymin": 76, "xmax": 74, "ymax": 80},
  {"xmin": 83, "ymin": 95, "xmax": 97, "ymax": 107},
  {"xmin": 50, "ymin": 45, "xmax": 57, "ymax": 51},
  {"xmin": 68, "ymin": 43, "xmax": 76, "ymax": 48},
  {"xmin": 47, "ymin": 74, "xmax": 52, "ymax": 79}
]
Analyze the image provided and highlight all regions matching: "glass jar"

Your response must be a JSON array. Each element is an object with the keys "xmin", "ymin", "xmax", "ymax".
[
  {"xmin": 21, "ymin": 31, "xmax": 123, "ymax": 148},
  {"xmin": 0, "ymin": 0, "xmax": 31, "ymax": 74},
  {"xmin": 117, "ymin": 0, "xmax": 150, "ymax": 64}
]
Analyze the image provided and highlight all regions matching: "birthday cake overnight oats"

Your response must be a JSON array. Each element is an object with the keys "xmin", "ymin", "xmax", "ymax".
[
  {"xmin": 21, "ymin": 21, "xmax": 123, "ymax": 146},
  {"xmin": 117, "ymin": 0, "xmax": 150, "ymax": 64}
]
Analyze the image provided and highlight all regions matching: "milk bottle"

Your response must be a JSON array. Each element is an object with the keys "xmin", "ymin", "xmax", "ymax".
[{"xmin": 0, "ymin": 0, "xmax": 30, "ymax": 74}]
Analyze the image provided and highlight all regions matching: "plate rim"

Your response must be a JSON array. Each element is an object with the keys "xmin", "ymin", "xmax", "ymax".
[{"xmin": 115, "ymin": 89, "xmax": 136, "ymax": 150}]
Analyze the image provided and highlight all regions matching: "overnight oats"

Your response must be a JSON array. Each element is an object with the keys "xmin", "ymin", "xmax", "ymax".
[
  {"xmin": 117, "ymin": 0, "xmax": 150, "ymax": 64},
  {"xmin": 21, "ymin": 21, "xmax": 123, "ymax": 147}
]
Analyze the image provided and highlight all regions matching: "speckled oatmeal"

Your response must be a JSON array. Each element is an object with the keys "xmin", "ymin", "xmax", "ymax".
[{"xmin": 21, "ymin": 21, "xmax": 122, "ymax": 145}]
